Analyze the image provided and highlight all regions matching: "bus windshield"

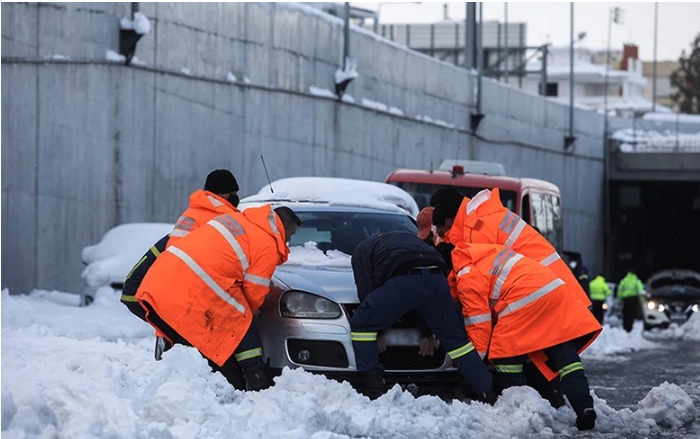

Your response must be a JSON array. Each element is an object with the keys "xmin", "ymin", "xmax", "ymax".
[{"xmin": 391, "ymin": 181, "xmax": 518, "ymax": 213}]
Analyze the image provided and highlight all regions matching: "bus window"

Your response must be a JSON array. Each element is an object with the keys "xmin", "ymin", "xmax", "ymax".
[
  {"xmin": 549, "ymin": 194, "xmax": 563, "ymax": 253},
  {"xmin": 521, "ymin": 194, "xmax": 531, "ymax": 224},
  {"xmin": 391, "ymin": 182, "xmax": 517, "ymax": 212},
  {"xmin": 529, "ymin": 192, "xmax": 562, "ymax": 252}
]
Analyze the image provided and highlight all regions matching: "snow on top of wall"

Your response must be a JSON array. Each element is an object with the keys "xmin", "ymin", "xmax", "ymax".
[
  {"xmin": 612, "ymin": 128, "xmax": 700, "ymax": 153},
  {"xmin": 120, "ymin": 12, "xmax": 151, "ymax": 35}
]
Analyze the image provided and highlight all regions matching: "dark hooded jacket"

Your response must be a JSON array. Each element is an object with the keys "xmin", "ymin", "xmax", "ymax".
[{"xmin": 351, "ymin": 231, "xmax": 446, "ymax": 301}]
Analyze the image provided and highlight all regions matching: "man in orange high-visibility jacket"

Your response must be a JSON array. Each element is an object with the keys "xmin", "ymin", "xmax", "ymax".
[
  {"xmin": 166, "ymin": 169, "xmax": 241, "ymax": 248},
  {"xmin": 136, "ymin": 205, "xmax": 301, "ymax": 391},
  {"xmin": 122, "ymin": 169, "xmax": 241, "ymax": 363},
  {"xmin": 437, "ymin": 187, "xmax": 591, "ymax": 308},
  {"xmin": 452, "ymin": 242, "xmax": 602, "ymax": 431}
]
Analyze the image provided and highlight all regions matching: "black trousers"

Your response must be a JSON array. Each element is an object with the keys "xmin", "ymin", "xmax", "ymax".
[
  {"xmin": 492, "ymin": 340, "xmax": 593, "ymax": 414},
  {"xmin": 350, "ymin": 270, "xmax": 493, "ymax": 396},
  {"xmin": 140, "ymin": 301, "xmax": 263, "ymax": 390},
  {"xmin": 622, "ymin": 296, "xmax": 639, "ymax": 332},
  {"xmin": 123, "ymin": 300, "xmax": 149, "ymax": 323},
  {"xmin": 591, "ymin": 300, "xmax": 606, "ymax": 325}
]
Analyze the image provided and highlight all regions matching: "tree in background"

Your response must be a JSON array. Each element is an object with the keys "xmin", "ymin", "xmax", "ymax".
[{"xmin": 670, "ymin": 33, "xmax": 700, "ymax": 114}]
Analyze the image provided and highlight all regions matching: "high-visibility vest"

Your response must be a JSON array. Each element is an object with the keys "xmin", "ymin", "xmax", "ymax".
[
  {"xmin": 137, "ymin": 205, "xmax": 289, "ymax": 366},
  {"xmin": 453, "ymin": 242, "xmax": 601, "ymax": 379},
  {"xmin": 617, "ymin": 273, "xmax": 644, "ymax": 299},
  {"xmin": 589, "ymin": 275, "xmax": 611, "ymax": 301},
  {"xmin": 167, "ymin": 189, "xmax": 238, "ymax": 247},
  {"xmin": 449, "ymin": 187, "xmax": 591, "ymax": 308}
]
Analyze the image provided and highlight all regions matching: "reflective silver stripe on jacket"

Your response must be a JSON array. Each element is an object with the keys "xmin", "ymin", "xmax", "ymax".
[
  {"xmin": 267, "ymin": 210, "xmax": 281, "ymax": 236},
  {"xmin": 457, "ymin": 266, "xmax": 471, "ymax": 277},
  {"xmin": 167, "ymin": 246, "xmax": 245, "ymax": 313},
  {"xmin": 170, "ymin": 229, "xmax": 189, "ymax": 237},
  {"xmin": 540, "ymin": 252, "xmax": 560, "ymax": 266},
  {"xmin": 498, "ymin": 278, "xmax": 564, "ymax": 318},
  {"xmin": 244, "ymin": 273, "xmax": 270, "ymax": 287},
  {"xmin": 464, "ymin": 313, "xmax": 491, "ymax": 325},
  {"xmin": 503, "ymin": 217, "xmax": 527, "ymax": 248},
  {"xmin": 466, "ymin": 190, "xmax": 491, "ymax": 214},
  {"xmin": 491, "ymin": 253, "xmax": 523, "ymax": 302},
  {"xmin": 209, "ymin": 218, "xmax": 250, "ymax": 272},
  {"xmin": 207, "ymin": 195, "xmax": 224, "ymax": 207}
]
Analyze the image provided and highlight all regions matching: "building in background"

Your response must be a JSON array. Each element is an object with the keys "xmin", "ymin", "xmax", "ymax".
[
  {"xmin": 521, "ymin": 44, "xmax": 668, "ymax": 117},
  {"xmin": 642, "ymin": 60, "xmax": 679, "ymax": 109}
]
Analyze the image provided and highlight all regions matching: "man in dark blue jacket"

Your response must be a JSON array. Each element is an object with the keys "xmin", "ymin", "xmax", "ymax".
[{"xmin": 350, "ymin": 231, "xmax": 496, "ymax": 402}]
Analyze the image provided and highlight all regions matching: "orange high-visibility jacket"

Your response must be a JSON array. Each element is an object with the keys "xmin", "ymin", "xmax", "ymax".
[
  {"xmin": 449, "ymin": 188, "xmax": 591, "ymax": 307},
  {"xmin": 452, "ymin": 242, "xmax": 601, "ymax": 379},
  {"xmin": 136, "ymin": 204, "xmax": 289, "ymax": 366},
  {"xmin": 167, "ymin": 189, "xmax": 238, "ymax": 247}
]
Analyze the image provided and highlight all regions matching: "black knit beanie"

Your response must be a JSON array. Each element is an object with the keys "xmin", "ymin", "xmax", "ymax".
[
  {"xmin": 204, "ymin": 169, "xmax": 239, "ymax": 194},
  {"xmin": 431, "ymin": 190, "xmax": 465, "ymax": 225}
]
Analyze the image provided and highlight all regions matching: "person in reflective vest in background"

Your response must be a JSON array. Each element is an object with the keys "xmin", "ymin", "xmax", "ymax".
[
  {"xmin": 452, "ymin": 242, "xmax": 602, "ymax": 431},
  {"xmin": 120, "ymin": 169, "xmax": 242, "ymax": 360},
  {"xmin": 617, "ymin": 269, "xmax": 645, "ymax": 332},
  {"xmin": 589, "ymin": 274, "xmax": 612, "ymax": 324},
  {"xmin": 136, "ymin": 205, "xmax": 301, "ymax": 391},
  {"xmin": 350, "ymin": 231, "xmax": 496, "ymax": 403}
]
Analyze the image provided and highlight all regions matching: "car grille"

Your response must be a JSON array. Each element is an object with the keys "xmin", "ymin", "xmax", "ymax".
[
  {"xmin": 287, "ymin": 339, "xmax": 349, "ymax": 368},
  {"xmin": 342, "ymin": 304, "xmax": 448, "ymax": 371}
]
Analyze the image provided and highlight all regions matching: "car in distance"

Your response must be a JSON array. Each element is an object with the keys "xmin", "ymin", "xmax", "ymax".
[
  {"xmin": 643, "ymin": 269, "xmax": 700, "ymax": 330},
  {"xmin": 80, "ymin": 222, "xmax": 174, "ymax": 306}
]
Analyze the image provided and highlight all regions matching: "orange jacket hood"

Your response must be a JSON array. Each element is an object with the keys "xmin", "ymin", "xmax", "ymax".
[
  {"xmin": 189, "ymin": 189, "xmax": 237, "ymax": 213},
  {"xmin": 242, "ymin": 205, "xmax": 290, "ymax": 265}
]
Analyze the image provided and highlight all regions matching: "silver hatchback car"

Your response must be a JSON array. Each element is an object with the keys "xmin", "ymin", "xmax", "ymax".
[{"xmin": 244, "ymin": 200, "xmax": 462, "ymax": 390}]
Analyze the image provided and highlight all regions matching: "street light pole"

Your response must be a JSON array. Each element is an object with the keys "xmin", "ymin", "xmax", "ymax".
[
  {"xmin": 652, "ymin": 2, "xmax": 659, "ymax": 113},
  {"xmin": 565, "ymin": 2, "xmax": 575, "ymax": 150},
  {"xmin": 603, "ymin": 8, "xmax": 613, "ymax": 138},
  {"xmin": 504, "ymin": 2, "xmax": 509, "ymax": 83}
]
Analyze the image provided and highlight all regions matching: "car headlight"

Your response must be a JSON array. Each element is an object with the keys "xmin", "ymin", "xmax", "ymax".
[
  {"xmin": 647, "ymin": 300, "xmax": 657, "ymax": 310},
  {"xmin": 692, "ymin": 304, "xmax": 699, "ymax": 313},
  {"xmin": 280, "ymin": 291, "xmax": 342, "ymax": 319}
]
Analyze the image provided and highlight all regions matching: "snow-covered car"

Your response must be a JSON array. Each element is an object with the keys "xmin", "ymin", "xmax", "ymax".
[
  {"xmin": 242, "ymin": 177, "xmax": 462, "ymax": 389},
  {"xmin": 643, "ymin": 269, "xmax": 700, "ymax": 330},
  {"xmin": 80, "ymin": 223, "xmax": 174, "ymax": 306}
]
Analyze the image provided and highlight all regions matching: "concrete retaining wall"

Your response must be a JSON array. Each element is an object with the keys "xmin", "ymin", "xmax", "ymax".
[{"xmin": 3, "ymin": 2, "xmax": 692, "ymax": 292}]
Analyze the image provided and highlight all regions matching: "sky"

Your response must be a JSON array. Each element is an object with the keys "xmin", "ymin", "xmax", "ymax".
[{"xmin": 357, "ymin": 2, "xmax": 700, "ymax": 61}]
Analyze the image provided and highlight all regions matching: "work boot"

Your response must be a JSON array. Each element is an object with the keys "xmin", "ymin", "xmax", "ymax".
[
  {"xmin": 476, "ymin": 389, "xmax": 498, "ymax": 406},
  {"xmin": 547, "ymin": 388, "xmax": 566, "ymax": 409},
  {"xmin": 362, "ymin": 370, "xmax": 386, "ymax": 400},
  {"xmin": 242, "ymin": 362, "xmax": 274, "ymax": 391},
  {"xmin": 154, "ymin": 336, "xmax": 173, "ymax": 361},
  {"xmin": 575, "ymin": 407, "xmax": 597, "ymax": 431}
]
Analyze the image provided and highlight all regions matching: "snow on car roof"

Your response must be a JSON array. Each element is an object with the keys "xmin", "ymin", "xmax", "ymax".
[
  {"xmin": 242, "ymin": 177, "xmax": 419, "ymax": 217},
  {"xmin": 81, "ymin": 222, "xmax": 174, "ymax": 287}
]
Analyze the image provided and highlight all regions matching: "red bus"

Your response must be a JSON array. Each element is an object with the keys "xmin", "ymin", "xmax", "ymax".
[{"xmin": 385, "ymin": 160, "xmax": 564, "ymax": 252}]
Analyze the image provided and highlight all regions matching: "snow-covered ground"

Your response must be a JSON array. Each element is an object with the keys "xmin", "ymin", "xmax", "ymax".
[{"xmin": 2, "ymin": 288, "xmax": 698, "ymax": 439}]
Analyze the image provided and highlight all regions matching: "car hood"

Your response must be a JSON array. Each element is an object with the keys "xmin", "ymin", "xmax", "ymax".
[{"xmin": 273, "ymin": 265, "xmax": 359, "ymax": 305}]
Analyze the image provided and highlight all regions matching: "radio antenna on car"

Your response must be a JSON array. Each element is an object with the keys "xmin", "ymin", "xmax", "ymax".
[{"xmin": 260, "ymin": 155, "xmax": 274, "ymax": 193}]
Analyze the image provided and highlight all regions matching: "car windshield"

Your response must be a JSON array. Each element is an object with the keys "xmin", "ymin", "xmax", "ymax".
[{"xmin": 291, "ymin": 211, "xmax": 417, "ymax": 255}]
